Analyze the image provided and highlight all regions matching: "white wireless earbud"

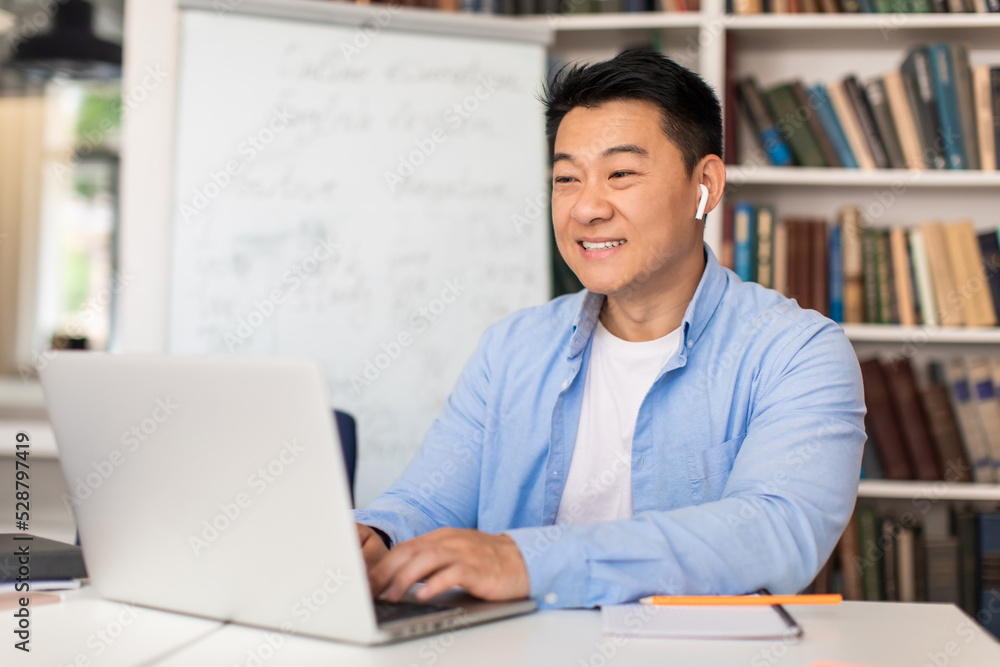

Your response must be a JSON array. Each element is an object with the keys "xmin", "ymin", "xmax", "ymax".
[{"xmin": 694, "ymin": 184, "xmax": 709, "ymax": 221}]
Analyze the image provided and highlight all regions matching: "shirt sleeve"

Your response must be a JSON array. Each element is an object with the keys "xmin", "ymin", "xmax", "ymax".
[
  {"xmin": 353, "ymin": 327, "xmax": 493, "ymax": 547},
  {"xmin": 504, "ymin": 320, "xmax": 867, "ymax": 609}
]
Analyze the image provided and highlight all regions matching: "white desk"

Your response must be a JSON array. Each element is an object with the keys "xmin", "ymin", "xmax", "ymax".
[
  {"xmin": 12, "ymin": 588, "xmax": 1000, "ymax": 666},
  {"xmin": 9, "ymin": 587, "xmax": 220, "ymax": 667}
]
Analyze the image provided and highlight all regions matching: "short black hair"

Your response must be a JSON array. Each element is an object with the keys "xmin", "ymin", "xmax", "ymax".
[{"xmin": 540, "ymin": 49, "xmax": 723, "ymax": 177}]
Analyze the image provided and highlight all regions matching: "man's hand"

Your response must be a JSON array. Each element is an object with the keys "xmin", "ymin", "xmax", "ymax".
[
  {"xmin": 368, "ymin": 527, "xmax": 530, "ymax": 602},
  {"xmin": 357, "ymin": 523, "xmax": 389, "ymax": 571}
]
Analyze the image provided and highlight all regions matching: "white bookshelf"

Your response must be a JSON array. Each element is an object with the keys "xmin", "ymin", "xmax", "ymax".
[
  {"xmin": 541, "ymin": 7, "xmax": 1000, "ymax": 509},
  {"xmin": 725, "ymin": 13, "xmax": 1000, "ymax": 31},
  {"xmin": 858, "ymin": 479, "xmax": 1000, "ymax": 502},
  {"xmin": 524, "ymin": 11, "xmax": 702, "ymax": 30},
  {"xmin": 726, "ymin": 166, "xmax": 1000, "ymax": 188},
  {"xmin": 843, "ymin": 324, "xmax": 1000, "ymax": 345}
]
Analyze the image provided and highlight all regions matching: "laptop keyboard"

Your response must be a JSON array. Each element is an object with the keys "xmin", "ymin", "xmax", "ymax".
[{"xmin": 374, "ymin": 599, "xmax": 458, "ymax": 624}]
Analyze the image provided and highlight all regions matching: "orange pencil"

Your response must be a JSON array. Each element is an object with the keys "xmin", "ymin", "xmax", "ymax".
[{"xmin": 638, "ymin": 594, "xmax": 842, "ymax": 606}]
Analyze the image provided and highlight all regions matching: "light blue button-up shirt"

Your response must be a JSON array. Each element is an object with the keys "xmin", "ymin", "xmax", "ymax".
[{"xmin": 355, "ymin": 244, "xmax": 866, "ymax": 608}]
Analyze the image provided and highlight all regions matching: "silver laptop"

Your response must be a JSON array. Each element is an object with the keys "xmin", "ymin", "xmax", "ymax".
[{"xmin": 39, "ymin": 353, "xmax": 536, "ymax": 645}]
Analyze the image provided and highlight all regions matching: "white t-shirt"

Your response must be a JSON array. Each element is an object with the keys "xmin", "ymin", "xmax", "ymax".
[{"xmin": 555, "ymin": 318, "xmax": 681, "ymax": 525}]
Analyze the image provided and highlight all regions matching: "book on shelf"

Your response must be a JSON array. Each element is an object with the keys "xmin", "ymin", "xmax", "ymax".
[
  {"xmin": 838, "ymin": 509, "xmax": 865, "ymax": 600},
  {"xmin": 828, "ymin": 81, "xmax": 878, "ymax": 169},
  {"xmin": 792, "ymin": 81, "xmax": 842, "ymax": 168},
  {"xmin": 756, "ymin": 205, "xmax": 775, "ymax": 289},
  {"xmin": 928, "ymin": 44, "xmax": 970, "ymax": 170},
  {"xmin": 866, "ymin": 76, "xmax": 908, "ymax": 170},
  {"xmin": 812, "ymin": 509, "xmax": 1000, "ymax": 639},
  {"xmin": 974, "ymin": 66, "xmax": 998, "ymax": 171},
  {"xmin": 882, "ymin": 517, "xmax": 899, "ymax": 601},
  {"xmin": 854, "ymin": 356, "xmax": 1000, "ymax": 486},
  {"xmin": 980, "ymin": 514, "xmax": 1000, "ymax": 639},
  {"xmin": 720, "ymin": 202, "xmax": 1000, "ymax": 328},
  {"xmin": 883, "ymin": 358, "xmax": 943, "ymax": 481},
  {"xmin": 736, "ymin": 78, "xmax": 795, "ymax": 168},
  {"xmin": 942, "ymin": 358, "xmax": 995, "ymax": 483},
  {"xmin": 970, "ymin": 358, "xmax": 1000, "ymax": 480},
  {"xmin": 902, "ymin": 47, "xmax": 949, "ymax": 170},
  {"xmin": 884, "ymin": 70, "xmax": 926, "ymax": 170},
  {"xmin": 926, "ymin": 537, "xmax": 961, "ymax": 604},
  {"xmin": 858, "ymin": 507, "xmax": 885, "ymax": 600},
  {"xmin": 909, "ymin": 227, "xmax": 940, "ymax": 327},
  {"xmin": 955, "ymin": 509, "xmax": 979, "ymax": 617},
  {"xmin": 845, "ymin": 75, "xmax": 889, "ymax": 169},
  {"xmin": 917, "ymin": 379, "xmax": 973, "ymax": 483},
  {"xmin": 809, "ymin": 83, "xmax": 860, "ymax": 169},
  {"xmin": 943, "ymin": 220, "xmax": 997, "ymax": 327},
  {"xmin": 859, "ymin": 359, "xmax": 914, "ymax": 480},
  {"xmin": 735, "ymin": 44, "xmax": 1000, "ymax": 171},
  {"xmin": 896, "ymin": 525, "xmax": 917, "ymax": 603},
  {"xmin": 733, "ymin": 201, "xmax": 755, "ymax": 283}
]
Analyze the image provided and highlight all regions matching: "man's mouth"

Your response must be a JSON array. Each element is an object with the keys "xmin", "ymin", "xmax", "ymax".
[{"xmin": 580, "ymin": 240, "xmax": 626, "ymax": 251}]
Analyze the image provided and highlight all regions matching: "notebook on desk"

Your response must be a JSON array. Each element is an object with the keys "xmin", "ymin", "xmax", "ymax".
[
  {"xmin": 39, "ymin": 353, "xmax": 536, "ymax": 645},
  {"xmin": 602, "ymin": 603, "xmax": 803, "ymax": 641}
]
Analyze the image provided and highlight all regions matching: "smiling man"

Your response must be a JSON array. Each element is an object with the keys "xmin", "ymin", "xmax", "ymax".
[{"xmin": 354, "ymin": 49, "xmax": 866, "ymax": 609}]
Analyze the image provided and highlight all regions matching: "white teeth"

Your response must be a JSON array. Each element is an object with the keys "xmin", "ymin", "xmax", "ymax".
[{"xmin": 581, "ymin": 240, "xmax": 626, "ymax": 250}]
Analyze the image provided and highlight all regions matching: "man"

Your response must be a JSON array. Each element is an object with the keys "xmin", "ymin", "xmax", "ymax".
[{"xmin": 355, "ymin": 49, "xmax": 866, "ymax": 609}]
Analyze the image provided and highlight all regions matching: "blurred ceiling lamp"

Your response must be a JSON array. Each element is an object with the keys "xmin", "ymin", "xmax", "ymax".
[{"xmin": 7, "ymin": 0, "xmax": 122, "ymax": 80}]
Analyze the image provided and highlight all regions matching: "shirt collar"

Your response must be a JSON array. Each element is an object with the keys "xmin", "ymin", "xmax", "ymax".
[{"xmin": 566, "ymin": 243, "xmax": 728, "ymax": 359}]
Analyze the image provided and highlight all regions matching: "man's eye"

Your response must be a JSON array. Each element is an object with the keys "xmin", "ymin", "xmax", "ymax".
[
  {"xmin": 611, "ymin": 171, "xmax": 633, "ymax": 178},
  {"xmin": 554, "ymin": 176, "xmax": 575, "ymax": 184}
]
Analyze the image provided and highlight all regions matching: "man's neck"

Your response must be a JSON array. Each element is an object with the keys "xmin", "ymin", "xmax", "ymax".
[{"xmin": 599, "ymin": 249, "xmax": 706, "ymax": 342}]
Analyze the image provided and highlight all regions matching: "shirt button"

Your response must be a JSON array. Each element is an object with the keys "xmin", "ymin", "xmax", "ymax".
[
  {"xmin": 687, "ymin": 340, "xmax": 693, "ymax": 348},
  {"xmin": 544, "ymin": 592, "xmax": 558, "ymax": 605},
  {"xmin": 561, "ymin": 380, "xmax": 569, "ymax": 389}
]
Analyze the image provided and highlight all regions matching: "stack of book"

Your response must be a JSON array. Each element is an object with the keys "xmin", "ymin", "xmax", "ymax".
[
  {"xmin": 811, "ymin": 508, "xmax": 1000, "ymax": 639},
  {"xmin": 730, "ymin": 0, "xmax": 999, "ymax": 12},
  {"xmin": 858, "ymin": 356, "xmax": 1000, "ymax": 484},
  {"xmin": 721, "ymin": 203, "xmax": 1000, "ymax": 327},
  {"xmin": 737, "ymin": 44, "xmax": 1000, "ymax": 170}
]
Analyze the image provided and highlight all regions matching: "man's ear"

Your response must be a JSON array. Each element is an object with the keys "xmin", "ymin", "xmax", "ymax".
[{"xmin": 694, "ymin": 154, "xmax": 726, "ymax": 222}]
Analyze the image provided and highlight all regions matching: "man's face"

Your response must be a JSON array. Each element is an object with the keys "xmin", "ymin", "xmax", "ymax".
[{"xmin": 551, "ymin": 99, "xmax": 704, "ymax": 299}]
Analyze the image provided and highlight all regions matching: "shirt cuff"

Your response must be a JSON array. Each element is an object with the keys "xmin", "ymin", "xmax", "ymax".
[
  {"xmin": 353, "ymin": 509, "xmax": 408, "ymax": 548},
  {"xmin": 504, "ymin": 524, "xmax": 589, "ymax": 609},
  {"xmin": 370, "ymin": 526, "xmax": 393, "ymax": 549}
]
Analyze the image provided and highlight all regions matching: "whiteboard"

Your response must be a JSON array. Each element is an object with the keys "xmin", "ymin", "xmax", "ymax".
[{"xmin": 168, "ymin": 5, "xmax": 552, "ymax": 506}]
